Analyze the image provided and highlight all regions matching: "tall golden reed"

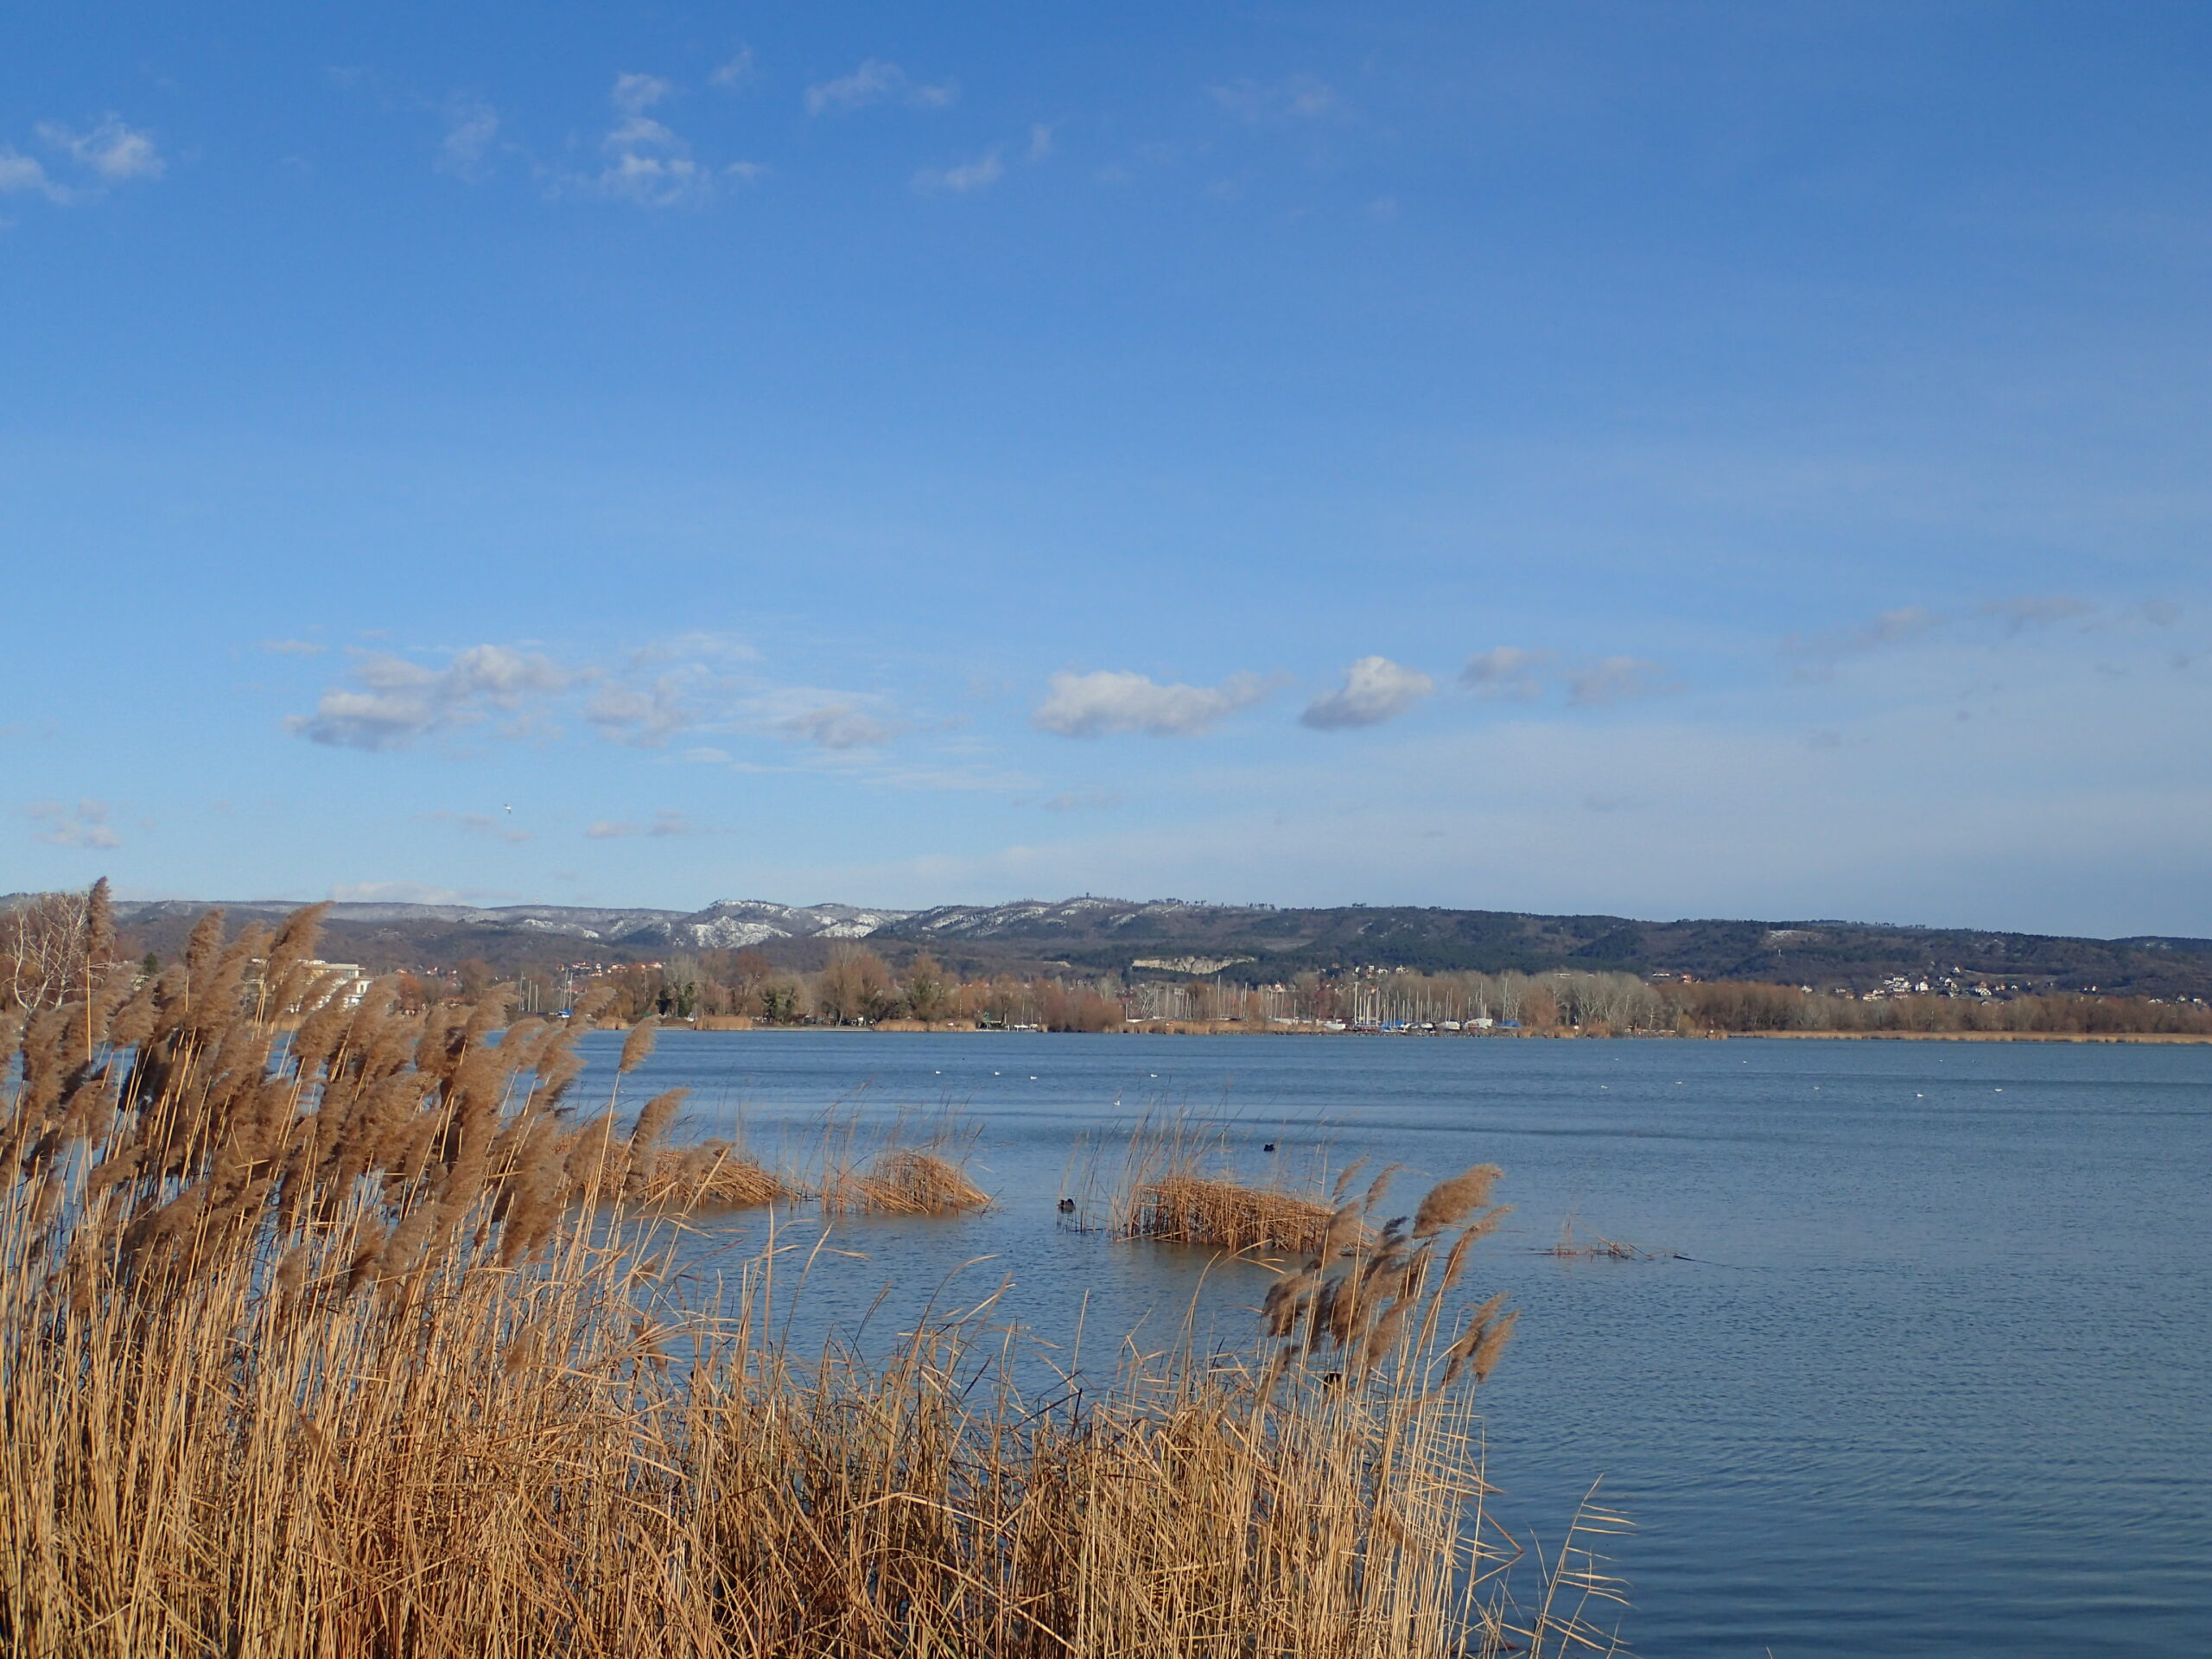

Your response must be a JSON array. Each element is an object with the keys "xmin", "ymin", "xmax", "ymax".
[{"xmin": 0, "ymin": 897, "xmax": 1627, "ymax": 1658}]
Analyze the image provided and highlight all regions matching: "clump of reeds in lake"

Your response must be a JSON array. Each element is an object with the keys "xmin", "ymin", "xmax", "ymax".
[
  {"xmin": 812, "ymin": 1109, "xmax": 992, "ymax": 1217},
  {"xmin": 0, "ymin": 895, "xmax": 1626, "ymax": 1659},
  {"xmin": 1112, "ymin": 1117, "xmax": 1358, "ymax": 1254}
]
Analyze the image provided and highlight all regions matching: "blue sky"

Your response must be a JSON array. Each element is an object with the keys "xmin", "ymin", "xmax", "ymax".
[{"xmin": 4, "ymin": 2, "xmax": 2209, "ymax": 936}]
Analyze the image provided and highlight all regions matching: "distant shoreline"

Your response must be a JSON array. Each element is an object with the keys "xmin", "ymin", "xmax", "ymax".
[
  {"xmin": 1735, "ymin": 1028, "xmax": 2212, "ymax": 1045},
  {"xmin": 632, "ymin": 1019, "xmax": 2212, "ymax": 1045}
]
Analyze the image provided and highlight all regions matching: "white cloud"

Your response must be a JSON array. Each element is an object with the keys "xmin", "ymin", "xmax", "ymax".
[
  {"xmin": 25, "ymin": 799, "xmax": 121, "ymax": 849},
  {"xmin": 612, "ymin": 73, "xmax": 673, "ymax": 115},
  {"xmin": 1210, "ymin": 75, "xmax": 1338, "ymax": 125},
  {"xmin": 436, "ymin": 98, "xmax": 499, "ymax": 181},
  {"xmin": 1459, "ymin": 646, "xmax": 1548, "ymax": 700},
  {"xmin": 592, "ymin": 118, "xmax": 710, "ymax": 207},
  {"xmin": 569, "ymin": 75, "xmax": 725, "ymax": 207},
  {"xmin": 0, "ymin": 150, "xmax": 66, "ymax": 202},
  {"xmin": 286, "ymin": 645, "xmax": 572, "ymax": 750},
  {"xmin": 777, "ymin": 702, "xmax": 901, "ymax": 749},
  {"xmin": 1027, "ymin": 124, "xmax": 1054, "ymax": 161},
  {"xmin": 584, "ymin": 676, "xmax": 697, "ymax": 747},
  {"xmin": 261, "ymin": 638, "xmax": 327, "ymax": 656},
  {"xmin": 1300, "ymin": 656, "xmax": 1434, "ymax": 730},
  {"xmin": 3, "ymin": 114, "xmax": 163, "ymax": 207},
  {"xmin": 804, "ymin": 59, "xmax": 957, "ymax": 115},
  {"xmin": 285, "ymin": 633, "xmax": 914, "ymax": 764},
  {"xmin": 38, "ymin": 117, "xmax": 164, "ymax": 181},
  {"xmin": 913, "ymin": 149, "xmax": 1002, "ymax": 194},
  {"xmin": 1033, "ymin": 670, "xmax": 1270, "ymax": 738},
  {"xmin": 709, "ymin": 49, "xmax": 757, "ymax": 92},
  {"xmin": 1567, "ymin": 656, "xmax": 1676, "ymax": 708}
]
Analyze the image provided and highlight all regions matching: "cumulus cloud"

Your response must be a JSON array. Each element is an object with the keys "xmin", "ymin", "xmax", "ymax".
[
  {"xmin": 435, "ymin": 98, "xmax": 500, "ymax": 181},
  {"xmin": 285, "ymin": 645, "xmax": 572, "ymax": 750},
  {"xmin": 38, "ymin": 117, "xmax": 164, "ymax": 181},
  {"xmin": 1459, "ymin": 646, "xmax": 1548, "ymax": 700},
  {"xmin": 613, "ymin": 73, "xmax": 672, "ymax": 114},
  {"xmin": 1300, "ymin": 656, "xmax": 1434, "ymax": 730},
  {"xmin": 913, "ymin": 149, "xmax": 1002, "ymax": 194},
  {"xmin": 25, "ymin": 799, "xmax": 121, "ymax": 849},
  {"xmin": 1210, "ymin": 75, "xmax": 1338, "ymax": 124},
  {"xmin": 1033, "ymin": 670, "xmax": 1270, "ymax": 738},
  {"xmin": 261, "ymin": 639, "xmax": 327, "ymax": 656},
  {"xmin": 804, "ymin": 59, "xmax": 957, "ymax": 115},
  {"xmin": 584, "ymin": 676, "xmax": 698, "ymax": 747},
  {"xmin": 284, "ymin": 633, "xmax": 912, "ymax": 764},
  {"xmin": 569, "ymin": 74, "xmax": 760, "ymax": 207},
  {"xmin": 777, "ymin": 702, "xmax": 901, "ymax": 749},
  {"xmin": 3, "ymin": 115, "xmax": 164, "ymax": 207},
  {"xmin": 709, "ymin": 49, "xmax": 757, "ymax": 91},
  {"xmin": 1567, "ymin": 656, "xmax": 1676, "ymax": 708},
  {"xmin": 0, "ymin": 151, "xmax": 66, "ymax": 202}
]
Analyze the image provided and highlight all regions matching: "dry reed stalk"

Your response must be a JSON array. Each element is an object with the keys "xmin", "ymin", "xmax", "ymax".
[
  {"xmin": 810, "ymin": 1109, "xmax": 992, "ymax": 1217},
  {"xmin": 0, "ymin": 891, "xmax": 1620, "ymax": 1659},
  {"xmin": 1112, "ymin": 1115, "xmax": 1361, "ymax": 1255},
  {"xmin": 633, "ymin": 1141, "xmax": 794, "ymax": 1210},
  {"xmin": 1127, "ymin": 1171, "xmax": 1339, "ymax": 1254}
]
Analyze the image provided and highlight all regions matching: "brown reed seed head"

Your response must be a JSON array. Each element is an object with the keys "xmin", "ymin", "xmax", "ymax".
[
  {"xmin": 1412, "ymin": 1163, "xmax": 1503, "ymax": 1236},
  {"xmin": 619, "ymin": 1018, "xmax": 658, "ymax": 1074}
]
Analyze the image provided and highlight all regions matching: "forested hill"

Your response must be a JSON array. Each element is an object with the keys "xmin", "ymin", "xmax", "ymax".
[
  {"xmin": 70, "ymin": 894, "xmax": 2212, "ymax": 1000},
  {"xmin": 877, "ymin": 899, "xmax": 2212, "ymax": 997}
]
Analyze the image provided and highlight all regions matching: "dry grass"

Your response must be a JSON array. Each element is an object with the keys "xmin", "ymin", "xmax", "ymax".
[
  {"xmin": 1111, "ymin": 1118, "xmax": 1372, "ymax": 1255},
  {"xmin": 1125, "ymin": 1171, "xmax": 1341, "ymax": 1254},
  {"xmin": 813, "ymin": 1111, "xmax": 993, "ymax": 1217},
  {"xmin": 636, "ymin": 1140, "xmax": 797, "ymax": 1209},
  {"xmin": 0, "ymin": 895, "xmax": 1626, "ymax": 1659}
]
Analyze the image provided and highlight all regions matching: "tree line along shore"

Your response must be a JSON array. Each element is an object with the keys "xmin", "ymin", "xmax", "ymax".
[
  {"xmin": 10, "ymin": 888, "xmax": 2207, "ymax": 1039},
  {"xmin": 550, "ymin": 946, "xmax": 2212, "ymax": 1040}
]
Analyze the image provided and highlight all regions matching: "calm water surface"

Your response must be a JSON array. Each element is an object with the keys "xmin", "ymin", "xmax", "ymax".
[{"xmin": 580, "ymin": 1030, "xmax": 2211, "ymax": 1657}]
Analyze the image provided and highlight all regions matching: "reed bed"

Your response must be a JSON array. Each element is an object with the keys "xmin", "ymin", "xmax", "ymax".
[
  {"xmin": 1126, "ymin": 1171, "xmax": 1341, "ymax": 1254},
  {"xmin": 1112, "ymin": 1117, "xmax": 1364, "ymax": 1255},
  {"xmin": 813, "ymin": 1110, "xmax": 993, "ymax": 1217},
  {"xmin": 0, "ymin": 898, "xmax": 1626, "ymax": 1659},
  {"xmin": 635, "ymin": 1139, "xmax": 797, "ymax": 1209}
]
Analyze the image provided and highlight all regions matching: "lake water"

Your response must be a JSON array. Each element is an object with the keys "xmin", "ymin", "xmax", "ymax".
[{"xmin": 579, "ymin": 1029, "xmax": 2212, "ymax": 1657}]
